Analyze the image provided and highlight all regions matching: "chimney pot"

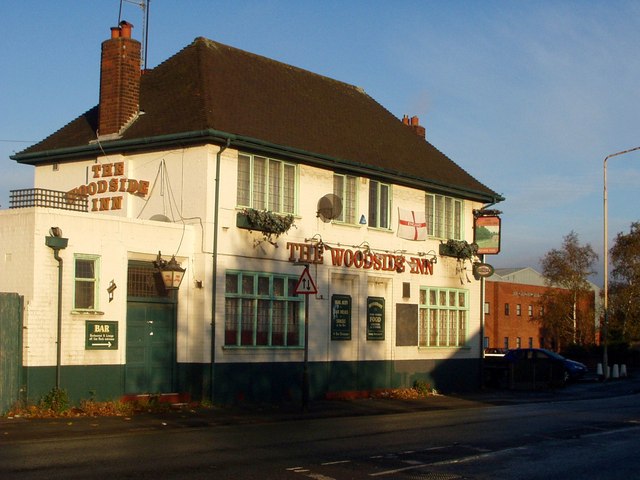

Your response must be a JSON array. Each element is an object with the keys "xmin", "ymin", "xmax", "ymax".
[
  {"xmin": 119, "ymin": 21, "xmax": 133, "ymax": 39},
  {"xmin": 110, "ymin": 27, "xmax": 120, "ymax": 39},
  {"xmin": 402, "ymin": 115, "xmax": 410, "ymax": 125},
  {"xmin": 410, "ymin": 116, "xmax": 419, "ymax": 126}
]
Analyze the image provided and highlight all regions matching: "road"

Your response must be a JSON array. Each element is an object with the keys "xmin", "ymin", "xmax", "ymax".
[{"xmin": 0, "ymin": 392, "xmax": 638, "ymax": 479}]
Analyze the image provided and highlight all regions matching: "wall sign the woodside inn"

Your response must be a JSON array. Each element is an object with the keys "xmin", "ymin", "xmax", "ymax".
[
  {"xmin": 67, "ymin": 161, "xmax": 150, "ymax": 212},
  {"xmin": 286, "ymin": 241, "xmax": 435, "ymax": 275}
]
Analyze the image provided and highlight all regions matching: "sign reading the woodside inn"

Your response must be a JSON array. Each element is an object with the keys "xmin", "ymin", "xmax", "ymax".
[
  {"xmin": 286, "ymin": 242, "xmax": 434, "ymax": 275},
  {"xmin": 67, "ymin": 161, "xmax": 150, "ymax": 212}
]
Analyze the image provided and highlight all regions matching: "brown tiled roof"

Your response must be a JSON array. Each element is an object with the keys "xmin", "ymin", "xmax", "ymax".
[{"xmin": 14, "ymin": 37, "xmax": 501, "ymax": 202}]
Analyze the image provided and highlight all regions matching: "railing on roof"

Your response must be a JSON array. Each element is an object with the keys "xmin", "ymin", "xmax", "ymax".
[{"xmin": 9, "ymin": 188, "xmax": 88, "ymax": 212}]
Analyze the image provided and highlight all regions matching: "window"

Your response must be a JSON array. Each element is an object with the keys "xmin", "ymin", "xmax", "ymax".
[
  {"xmin": 333, "ymin": 173, "xmax": 358, "ymax": 224},
  {"xmin": 237, "ymin": 153, "xmax": 297, "ymax": 214},
  {"xmin": 224, "ymin": 271, "xmax": 303, "ymax": 347},
  {"xmin": 516, "ymin": 337, "xmax": 522, "ymax": 348},
  {"xmin": 528, "ymin": 305, "xmax": 533, "ymax": 317},
  {"xmin": 516, "ymin": 304, "xmax": 522, "ymax": 316},
  {"xmin": 528, "ymin": 337, "xmax": 534, "ymax": 348},
  {"xmin": 74, "ymin": 255, "xmax": 99, "ymax": 310},
  {"xmin": 504, "ymin": 303, "xmax": 510, "ymax": 316},
  {"xmin": 484, "ymin": 302, "xmax": 490, "ymax": 315},
  {"xmin": 503, "ymin": 337, "xmax": 509, "ymax": 349},
  {"xmin": 368, "ymin": 180, "xmax": 390, "ymax": 229},
  {"xmin": 425, "ymin": 193, "xmax": 463, "ymax": 239},
  {"xmin": 419, "ymin": 287, "xmax": 468, "ymax": 347}
]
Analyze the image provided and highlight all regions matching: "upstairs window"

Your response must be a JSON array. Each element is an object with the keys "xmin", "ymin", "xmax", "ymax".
[
  {"xmin": 237, "ymin": 153, "xmax": 296, "ymax": 214},
  {"xmin": 425, "ymin": 193, "xmax": 462, "ymax": 239},
  {"xmin": 333, "ymin": 173, "xmax": 358, "ymax": 224},
  {"xmin": 74, "ymin": 255, "xmax": 99, "ymax": 310},
  {"xmin": 368, "ymin": 180, "xmax": 390, "ymax": 229}
]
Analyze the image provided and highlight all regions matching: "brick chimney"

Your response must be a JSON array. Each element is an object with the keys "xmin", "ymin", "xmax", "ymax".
[
  {"xmin": 402, "ymin": 115, "xmax": 426, "ymax": 139},
  {"xmin": 98, "ymin": 21, "xmax": 141, "ymax": 137}
]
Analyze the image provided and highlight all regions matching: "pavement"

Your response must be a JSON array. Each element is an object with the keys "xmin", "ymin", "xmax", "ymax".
[{"xmin": 1, "ymin": 374, "xmax": 639, "ymax": 443}]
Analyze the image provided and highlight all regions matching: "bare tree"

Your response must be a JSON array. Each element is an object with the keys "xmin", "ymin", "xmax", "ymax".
[{"xmin": 540, "ymin": 231, "xmax": 598, "ymax": 349}]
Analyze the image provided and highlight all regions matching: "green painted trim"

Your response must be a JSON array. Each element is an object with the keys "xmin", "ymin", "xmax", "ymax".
[
  {"xmin": 20, "ymin": 358, "xmax": 481, "ymax": 406},
  {"xmin": 23, "ymin": 365, "xmax": 125, "ymax": 405}
]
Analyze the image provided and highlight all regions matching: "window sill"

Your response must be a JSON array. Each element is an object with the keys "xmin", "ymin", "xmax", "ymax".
[{"xmin": 71, "ymin": 310, "xmax": 105, "ymax": 316}]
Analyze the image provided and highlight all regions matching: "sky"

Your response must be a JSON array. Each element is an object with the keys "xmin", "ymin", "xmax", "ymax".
[{"xmin": 2, "ymin": 1, "xmax": 640, "ymax": 285}]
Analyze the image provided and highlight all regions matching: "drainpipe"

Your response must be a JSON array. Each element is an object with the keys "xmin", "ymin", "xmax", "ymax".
[
  {"xmin": 53, "ymin": 249, "xmax": 63, "ymax": 389},
  {"xmin": 210, "ymin": 139, "xmax": 231, "ymax": 401},
  {"xmin": 45, "ymin": 229, "xmax": 68, "ymax": 390}
]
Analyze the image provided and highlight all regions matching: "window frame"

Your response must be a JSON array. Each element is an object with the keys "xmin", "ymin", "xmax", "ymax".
[
  {"xmin": 368, "ymin": 179, "xmax": 391, "ymax": 229},
  {"xmin": 73, "ymin": 254, "xmax": 100, "ymax": 311},
  {"xmin": 333, "ymin": 173, "xmax": 358, "ymax": 224},
  {"xmin": 425, "ymin": 193, "xmax": 463, "ymax": 240},
  {"xmin": 418, "ymin": 287, "xmax": 469, "ymax": 348},
  {"xmin": 236, "ymin": 153, "xmax": 298, "ymax": 215},
  {"xmin": 224, "ymin": 270, "xmax": 304, "ymax": 348}
]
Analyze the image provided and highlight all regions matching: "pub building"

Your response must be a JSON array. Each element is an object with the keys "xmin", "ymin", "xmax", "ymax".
[{"xmin": 0, "ymin": 22, "xmax": 503, "ymax": 406}]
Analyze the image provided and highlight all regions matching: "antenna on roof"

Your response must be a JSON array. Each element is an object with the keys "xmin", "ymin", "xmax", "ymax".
[{"xmin": 118, "ymin": 0, "xmax": 151, "ymax": 70}]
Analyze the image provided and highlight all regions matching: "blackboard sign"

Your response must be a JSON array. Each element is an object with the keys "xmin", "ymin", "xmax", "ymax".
[
  {"xmin": 367, "ymin": 297, "xmax": 385, "ymax": 340},
  {"xmin": 331, "ymin": 294, "xmax": 352, "ymax": 340}
]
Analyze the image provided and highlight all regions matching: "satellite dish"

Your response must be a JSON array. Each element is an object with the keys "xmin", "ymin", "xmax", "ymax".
[
  {"xmin": 317, "ymin": 194, "xmax": 342, "ymax": 222},
  {"xmin": 149, "ymin": 214, "xmax": 171, "ymax": 222}
]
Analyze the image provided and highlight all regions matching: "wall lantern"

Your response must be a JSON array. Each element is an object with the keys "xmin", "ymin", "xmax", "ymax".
[{"xmin": 154, "ymin": 251, "xmax": 186, "ymax": 290}]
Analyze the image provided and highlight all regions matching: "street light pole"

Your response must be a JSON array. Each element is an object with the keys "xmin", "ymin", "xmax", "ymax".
[{"xmin": 603, "ymin": 146, "xmax": 640, "ymax": 379}]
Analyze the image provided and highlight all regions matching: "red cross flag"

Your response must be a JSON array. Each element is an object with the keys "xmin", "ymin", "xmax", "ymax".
[{"xmin": 397, "ymin": 208, "xmax": 427, "ymax": 241}]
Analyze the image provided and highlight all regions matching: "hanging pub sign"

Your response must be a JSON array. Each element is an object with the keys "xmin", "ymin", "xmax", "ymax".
[
  {"xmin": 331, "ymin": 294, "xmax": 352, "ymax": 340},
  {"xmin": 367, "ymin": 297, "xmax": 385, "ymax": 341},
  {"xmin": 474, "ymin": 215, "xmax": 501, "ymax": 255},
  {"xmin": 473, "ymin": 262, "xmax": 495, "ymax": 279}
]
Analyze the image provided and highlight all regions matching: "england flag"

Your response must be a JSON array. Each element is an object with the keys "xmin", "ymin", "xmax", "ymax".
[{"xmin": 397, "ymin": 208, "xmax": 427, "ymax": 241}]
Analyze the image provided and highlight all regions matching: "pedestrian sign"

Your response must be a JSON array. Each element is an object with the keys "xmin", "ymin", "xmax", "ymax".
[{"xmin": 294, "ymin": 266, "xmax": 318, "ymax": 294}]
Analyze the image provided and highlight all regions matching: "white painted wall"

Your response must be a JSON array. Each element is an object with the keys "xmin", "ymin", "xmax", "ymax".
[{"xmin": 5, "ymin": 144, "xmax": 485, "ymax": 370}]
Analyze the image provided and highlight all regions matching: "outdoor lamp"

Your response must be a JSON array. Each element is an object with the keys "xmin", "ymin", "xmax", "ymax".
[{"xmin": 154, "ymin": 251, "xmax": 186, "ymax": 290}]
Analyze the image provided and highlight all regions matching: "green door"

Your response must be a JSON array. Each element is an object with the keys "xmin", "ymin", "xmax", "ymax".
[
  {"xmin": 0, "ymin": 293, "xmax": 23, "ymax": 414},
  {"xmin": 125, "ymin": 301, "xmax": 176, "ymax": 394}
]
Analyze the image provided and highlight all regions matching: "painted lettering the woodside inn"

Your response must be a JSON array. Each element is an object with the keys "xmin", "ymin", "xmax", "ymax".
[
  {"xmin": 286, "ymin": 242, "xmax": 434, "ymax": 275},
  {"xmin": 66, "ymin": 161, "xmax": 150, "ymax": 212}
]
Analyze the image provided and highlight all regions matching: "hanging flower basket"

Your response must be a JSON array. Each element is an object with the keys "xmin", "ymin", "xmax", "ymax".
[
  {"xmin": 439, "ymin": 239, "xmax": 479, "ymax": 260},
  {"xmin": 237, "ymin": 208, "xmax": 296, "ymax": 246}
]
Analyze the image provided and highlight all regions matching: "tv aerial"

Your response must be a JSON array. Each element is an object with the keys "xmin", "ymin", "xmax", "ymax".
[
  {"xmin": 118, "ymin": 0, "xmax": 151, "ymax": 70},
  {"xmin": 317, "ymin": 194, "xmax": 343, "ymax": 223}
]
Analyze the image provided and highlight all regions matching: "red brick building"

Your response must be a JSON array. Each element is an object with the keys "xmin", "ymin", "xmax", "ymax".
[{"xmin": 484, "ymin": 267, "xmax": 599, "ymax": 351}]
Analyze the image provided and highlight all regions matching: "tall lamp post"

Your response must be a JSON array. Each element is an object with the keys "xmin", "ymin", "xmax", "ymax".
[{"xmin": 603, "ymin": 146, "xmax": 640, "ymax": 379}]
